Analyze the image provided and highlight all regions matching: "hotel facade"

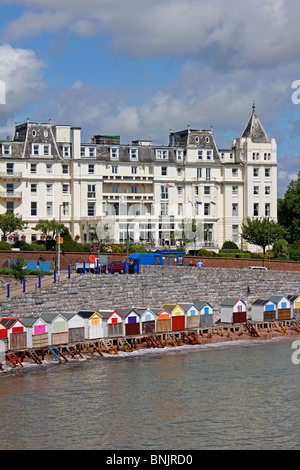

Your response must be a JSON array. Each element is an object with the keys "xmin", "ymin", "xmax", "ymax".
[{"xmin": 0, "ymin": 105, "xmax": 277, "ymax": 252}]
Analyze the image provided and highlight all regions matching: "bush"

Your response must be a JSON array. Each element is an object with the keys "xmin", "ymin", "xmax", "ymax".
[
  {"xmin": 0, "ymin": 241, "xmax": 11, "ymax": 250},
  {"xmin": 197, "ymin": 248, "xmax": 215, "ymax": 257},
  {"xmin": 221, "ymin": 241, "xmax": 239, "ymax": 250},
  {"xmin": 129, "ymin": 244, "xmax": 147, "ymax": 253},
  {"xmin": 288, "ymin": 244, "xmax": 300, "ymax": 261}
]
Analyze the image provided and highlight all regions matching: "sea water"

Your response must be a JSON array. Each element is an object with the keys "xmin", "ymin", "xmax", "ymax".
[{"xmin": 0, "ymin": 337, "xmax": 299, "ymax": 450}]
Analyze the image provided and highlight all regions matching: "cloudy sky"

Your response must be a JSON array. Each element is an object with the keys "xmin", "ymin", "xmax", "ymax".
[{"xmin": 0, "ymin": 0, "xmax": 300, "ymax": 197}]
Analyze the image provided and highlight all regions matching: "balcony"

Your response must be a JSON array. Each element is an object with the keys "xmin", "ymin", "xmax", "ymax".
[
  {"xmin": 0, "ymin": 191, "xmax": 22, "ymax": 200},
  {"xmin": 0, "ymin": 172, "xmax": 22, "ymax": 181}
]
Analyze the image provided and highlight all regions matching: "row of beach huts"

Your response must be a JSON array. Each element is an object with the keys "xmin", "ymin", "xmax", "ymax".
[{"xmin": 0, "ymin": 294, "xmax": 299, "ymax": 353}]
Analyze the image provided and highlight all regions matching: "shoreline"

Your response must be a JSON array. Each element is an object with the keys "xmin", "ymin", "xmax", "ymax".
[{"xmin": 1, "ymin": 324, "xmax": 299, "ymax": 374}]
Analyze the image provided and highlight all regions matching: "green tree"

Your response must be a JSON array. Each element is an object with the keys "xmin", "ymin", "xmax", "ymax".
[
  {"xmin": 35, "ymin": 219, "xmax": 62, "ymax": 239},
  {"xmin": 278, "ymin": 171, "xmax": 300, "ymax": 244},
  {"xmin": 0, "ymin": 211, "xmax": 25, "ymax": 240},
  {"xmin": 241, "ymin": 217, "xmax": 286, "ymax": 255},
  {"xmin": 11, "ymin": 254, "xmax": 26, "ymax": 281}
]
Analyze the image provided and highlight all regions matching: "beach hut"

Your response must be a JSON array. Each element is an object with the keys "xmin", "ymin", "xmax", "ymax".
[
  {"xmin": 40, "ymin": 313, "xmax": 68, "ymax": 346},
  {"xmin": 63, "ymin": 312, "xmax": 86, "ymax": 342},
  {"xmin": 0, "ymin": 319, "xmax": 8, "ymax": 348},
  {"xmin": 220, "ymin": 298, "xmax": 247, "ymax": 324},
  {"xmin": 102, "ymin": 309, "xmax": 124, "ymax": 338},
  {"xmin": 117, "ymin": 308, "xmax": 141, "ymax": 336},
  {"xmin": 137, "ymin": 308, "xmax": 157, "ymax": 334},
  {"xmin": 21, "ymin": 317, "xmax": 49, "ymax": 349},
  {"xmin": 178, "ymin": 303, "xmax": 200, "ymax": 329},
  {"xmin": 193, "ymin": 300, "xmax": 214, "ymax": 327},
  {"xmin": 251, "ymin": 299, "xmax": 277, "ymax": 323},
  {"xmin": 155, "ymin": 308, "xmax": 172, "ymax": 333},
  {"xmin": 0, "ymin": 318, "xmax": 27, "ymax": 350},
  {"xmin": 161, "ymin": 304, "xmax": 186, "ymax": 331},
  {"xmin": 287, "ymin": 295, "xmax": 300, "ymax": 318},
  {"xmin": 77, "ymin": 311, "xmax": 106, "ymax": 340},
  {"xmin": 269, "ymin": 295, "xmax": 292, "ymax": 320}
]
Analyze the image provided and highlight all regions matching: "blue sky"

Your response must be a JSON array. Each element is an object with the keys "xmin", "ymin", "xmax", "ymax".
[{"xmin": 0, "ymin": 0, "xmax": 300, "ymax": 197}]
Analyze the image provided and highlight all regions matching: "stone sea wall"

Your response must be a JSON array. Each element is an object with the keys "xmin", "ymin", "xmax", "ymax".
[{"xmin": 0, "ymin": 266, "xmax": 299, "ymax": 321}]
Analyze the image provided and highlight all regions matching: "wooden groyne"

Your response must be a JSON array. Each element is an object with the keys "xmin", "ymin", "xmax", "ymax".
[{"xmin": 1, "ymin": 319, "xmax": 299, "ymax": 371}]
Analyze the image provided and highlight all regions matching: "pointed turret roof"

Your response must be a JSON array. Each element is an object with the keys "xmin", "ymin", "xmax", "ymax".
[{"xmin": 241, "ymin": 103, "xmax": 270, "ymax": 143}]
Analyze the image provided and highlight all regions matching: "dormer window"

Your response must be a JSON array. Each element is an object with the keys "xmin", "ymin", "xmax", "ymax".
[
  {"xmin": 130, "ymin": 148, "xmax": 138, "ymax": 160},
  {"xmin": 110, "ymin": 147, "xmax": 119, "ymax": 159}
]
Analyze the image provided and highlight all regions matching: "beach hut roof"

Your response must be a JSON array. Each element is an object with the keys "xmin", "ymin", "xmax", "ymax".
[
  {"xmin": 269, "ymin": 295, "xmax": 289, "ymax": 304},
  {"xmin": 221, "ymin": 297, "xmax": 244, "ymax": 306},
  {"xmin": 20, "ymin": 317, "xmax": 42, "ymax": 327},
  {"xmin": 192, "ymin": 299, "xmax": 213, "ymax": 309},
  {"xmin": 287, "ymin": 294, "xmax": 299, "ymax": 302},
  {"xmin": 40, "ymin": 312, "xmax": 67, "ymax": 322},
  {"xmin": 0, "ymin": 318, "xmax": 25, "ymax": 329},
  {"xmin": 252, "ymin": 299, "xmax": 269, "ymax": 306},
  {"xmin": 77, "ymin": 310, "xmax": 101, "ymax": 319}
]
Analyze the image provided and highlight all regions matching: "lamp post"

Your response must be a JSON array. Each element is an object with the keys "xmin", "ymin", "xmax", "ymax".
[{"xmin": 58, "ymin": 202, "xmax": 72, "ymax": 274}]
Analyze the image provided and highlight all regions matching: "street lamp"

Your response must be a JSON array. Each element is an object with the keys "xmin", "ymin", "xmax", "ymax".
[{"xmin": 58, "ymin": 202, "xmax": 72, "ymax": 274}]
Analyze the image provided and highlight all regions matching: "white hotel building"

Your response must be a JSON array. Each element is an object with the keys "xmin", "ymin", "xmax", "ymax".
[{"xmin": 0, "ymin": 105, "xmax": 277, "ymax": 252}]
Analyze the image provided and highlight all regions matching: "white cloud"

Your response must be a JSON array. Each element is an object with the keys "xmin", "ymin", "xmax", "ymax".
[
  {"xmin": 0, "ymin": 43, "xmax": 48, "ymax": 125},
  {"xmin": 4, "ymin": 0, "xmax": 300, "ymax": 69}
]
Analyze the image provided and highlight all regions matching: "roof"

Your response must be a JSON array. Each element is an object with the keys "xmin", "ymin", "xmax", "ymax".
[
  {"xmin": 252, "ymin": 299, "xmax": 275, "ymax": 306},
  {"xmin": 221, "ymin": 297, "xmax": 244, "ymax": 306},
  {"xmin": 20, "ymin": 317, "xmax": 43, "ymax": 327},
  {"xmin": 40, "ymin": 312, "xmax": 67, "ymax": 322},
  {"xmin": 77, "ymin": 310, "xmax": 100, "ymax": 319},
  {"xmin": 0, "ymin": 318, "xmax": 25, "ymax": 328},
  {"xmin": 269, "ymin": 295, "xmax": 289, "ymax": 304},
  {"xmin": 192, "ymin": 299, "xmax": 212, "ymax": 309},
  {"xmin": 241, "ymin": 104, "xmax": 270, "ymax": 143},
  {"xmin": 287, "ymin": 295, "xmax": 299, "ymax": 302}
]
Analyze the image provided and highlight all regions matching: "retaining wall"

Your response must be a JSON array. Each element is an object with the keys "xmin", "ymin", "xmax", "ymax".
[{"xmin": 0, "ymin": 266, "xmax": 299, "ymax": 321}]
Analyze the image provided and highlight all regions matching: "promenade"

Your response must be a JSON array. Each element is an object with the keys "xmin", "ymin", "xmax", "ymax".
[{"xmin": 0, "ymin": 270, "xmax": 80, "ymax": 301}]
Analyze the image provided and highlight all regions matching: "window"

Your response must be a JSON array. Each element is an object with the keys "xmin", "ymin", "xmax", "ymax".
[
  {"xmin": 6, "ymin": 163, "xmax": 14, "ymax": 175},
  {"xmin": 81, "ymin": 147, "xmax": 85, "ymax": 157},
  {"xmin": 156, "ymin": 149, "xmax": 168, "ymax": 160},
  {"xmin": 177, "ymin": 186, "xmax": 183, "ymax": 196},
  {"xmin": 112, "ymin": 185, "xmax": 118, "ymax": 193},
  {"xmin": 265, "ymin": 203, "xmax": 270, "ymax": 217},
  {"xmin": 265, "ymin": 186, "xmax": 270, "ymax": 195},
  {"xmin": 232, "ymin": 185, "xmax": 238, "ymax": 196},
  {"xmin": 161, "ymin": 185, "xmax": 168, "ymax": 200},
  {"xmin": 131, "ymin": 185, "xmax": 137, "ymax": 193},
  {"xmin": 204, "ymin": 203, "xmax": 210, "ymax": 216},
  {"xmin": 197, "ymin": 168, "xmax": 202, "ymax": 179},
  {"xmin": 178, "ymin": 203, "xmax": 183, "ymax": 216},
  {"xmin": 46, "ymin": 164, "xmax": 53, "ymax": 174},
  {"xmin": 62, "ymin": 184, "xmax": 69, "ymax": 194},
  {"xmin": 31, "ymin": 184, "xmax": 37, "ymax": 193},
  {"xmin": 204, "ymin": 186, "xmax": 210, "ymax": 195},
  {"xmin": 46, "ymin": 184, "xmax": 53, "ymax": 195},
  {"xmin": 131, "ymin": 166, "xmax": 138, "ymax": 175},
  {"xmin": 130, "ymin": 148, "xmax": 138, "ymax": 160},
  {"xmin": 253, "ymin": 168, "xmax": 259, "ymax": 177},
  {"xmin": 160, "ymin": 202, "xmax": 168, "ymax": 216},
  {"xmin": 232, "ymin": 203, "xmax": 238, "ymax": 216},
  {"xmin": 265, "ymin": 168, "xmax": 270, "ymax": 178},
  {"xmin": 62, "ymin": 165, "xmax": 69, "ymax": 174},
  {"xmin": 2, "ymin": 144, "xmax": 11, "ymax": 155},
  {"xmin": 194, "ymin": 186, "xmax": 199, "ymax": 196},
  {"xmin": 87, "ymin": 184, "xmax": 96, "ymax": 198},
  {"xmin": 112, "ymin": 165, "xmax": 118, "ymax": 174},
  {"xmin": 63, "ymin": 146, "xmax": 70, "ymax": 158},
  {"xmin": 198, "ymin": 150, "xmax": 203, "ymax": 160},
  {"xmin": 206, "ymin": 168, "xmax": 211, "ymax": 180},
  {"xmin": 30, "ymin": 163, "xmax": 37, "ymax": 174},
  {"xmin": 253, "ymin": 203, "xmax": 259, "ymax": 216},
  {"xmin": 176, "ymin": 150, "xmax": 183, "ymax": 161},
  {"xmin": 6, "ymin": 183, "xmax": 14, "ymax": 195},
  {"xmin": 177, "ymin": 168, "xmax": 182, "ymax": 177},
  {"xmin": 89, "ymin": 147, "xmax": 96, "ymax": 157},
  {"xmin": 6, "ymin": 201, "xmax": 14, "ymax": 213},
  {"xmin": 44, "ymin": 145, "xmax": 50, "ymax": 156},
  {"xmin": 161, "ymin": 166, "xmax": 167, "ymax": 176},
  {"xmin": 207, "ymin": 150, "xmax": 212, "ymax": 160},
  {"xmin": 253, "ymin": 186, "xmax": 259, "ymax": 195},
  {"xmin": 33, "ymin": 144, "xmax": 39, "ymax": 155},
  {"xmin": 31, "ymin": 201, "xmax": 37, "ymax": 216},
  {"xmin": 88, "ymin": 164, "xmax": 95, "ymax": 174},
  {"xmin": 62, "ymin": 202, "xmax": 70, "ymax": 217},
  {"xmin": 46, "ymin": 202, "xmax": 53, "ymax": 217},
  {"xmin": 87, "ymin": 202, "xmax": 95, "ymax": 216},
  {"xmin": 232, "ymin": 168, "xmax": 238, "ymax": 177},
  {"xmin": 110, "ymin": 147, "xmax": 119, "ymax": 159}
]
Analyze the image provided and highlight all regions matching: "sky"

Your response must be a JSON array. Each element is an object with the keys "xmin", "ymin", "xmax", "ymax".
[{"xmin": 0, "ymin": 0, "xmax": 300, "ymax": 198}]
